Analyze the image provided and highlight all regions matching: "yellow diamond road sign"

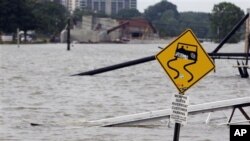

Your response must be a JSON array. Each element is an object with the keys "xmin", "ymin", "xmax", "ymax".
[{"xmin": 156, "ymin": 29, "xmax": 215, "ymax": 93}]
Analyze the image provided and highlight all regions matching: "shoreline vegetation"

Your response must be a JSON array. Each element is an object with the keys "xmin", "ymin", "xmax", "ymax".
[{"xmin": 0, "ymin": 1, "xmax": 246, "ymax": 44}]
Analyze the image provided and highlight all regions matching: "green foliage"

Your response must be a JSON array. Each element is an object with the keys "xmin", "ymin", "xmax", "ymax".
[
  {"xmin": 32, "ymin": 1, "xmax": 69, "ymax": 35},
  {"xmin": 211, "ymin": 2, "xmax": 244, "ymax": 43},
  {"xmin": 113, "ymin": 8, "xmax": 141, "ymax": 19},
  {"xmin": 1, "ymin": 0, "xmax": 245, "ymax": 42},
  {"xmin": 144, "ymin": 0, "xmax": 179, "ymax": 22},
  {"xmin": 143, "ymin": 0, "xmax": 179, "ymax": 37},
  {"xmin": 143, "ymin": 1, "xmax": 212, "ymax": 38},
  {"xmin": 179, "ymin": 12, "xmax": 211, "ymax": 39},
  {"xmin": 0, "ymin": 0, "xmax": 35, "ymax": 34},
  {"xmin": 0, "ymin": 0, "xmax": 69, "ymax": 36}
]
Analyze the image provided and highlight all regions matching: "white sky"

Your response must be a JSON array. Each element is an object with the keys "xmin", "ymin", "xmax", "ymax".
[{"xmin": 137, "ymin": 0, "xmax": 250, "ymax": 13}]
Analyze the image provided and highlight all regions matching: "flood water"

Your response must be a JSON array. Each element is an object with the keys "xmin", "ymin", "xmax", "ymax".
[{"xmin": 1, "ymin": 42, "xmax": 249, "ymax": 141}]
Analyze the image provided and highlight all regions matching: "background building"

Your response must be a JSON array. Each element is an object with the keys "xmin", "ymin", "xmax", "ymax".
[{"xmin": 59, "ymin": 0, "xmax": 137, "ymax": 15}]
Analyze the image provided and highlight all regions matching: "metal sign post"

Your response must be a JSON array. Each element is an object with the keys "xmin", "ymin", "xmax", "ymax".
[{"xmin": 173, "ymin": 122, "xmax": 181, "ymax": 141}]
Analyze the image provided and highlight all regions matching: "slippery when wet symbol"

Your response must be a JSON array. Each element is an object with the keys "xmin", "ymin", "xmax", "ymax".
[{"xmin": 156, "ymin": 29, "xmax": 215, "ymax": 93}]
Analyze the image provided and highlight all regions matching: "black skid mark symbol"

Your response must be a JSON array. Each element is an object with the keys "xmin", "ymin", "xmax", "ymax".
[
  {"xmin": 183, "ymin": 61, "xmax": 196, "ymax": 82},
  {"xmin": 167, "ymin": 58, "xmax": 180, "ymax": 79}
]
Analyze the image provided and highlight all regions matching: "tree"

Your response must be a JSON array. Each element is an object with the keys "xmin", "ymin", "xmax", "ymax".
[
  {"xmin": 211, "ymin": 2, "xmax": 244, "ymax": 43},
  {"xmin": 0, "ymin": 0, "xmax": 35, "ymax": 34},
  {"xmin": 179, "ymin": 12, "xmax": 211, "ymax": 39},
  {"xmin": 144, "ymin": 0, "xmax": 178, "ymax": 22},
  {"xmin": 0, "ymin": 0, "xmax": 68, "ymax": 42},
  {"xmin": 32, "ymin": 1, "xmax": 69, "ymax": 36},
  {"xmin": 113, "ymin": 9, "xmax": 141, "ymax": 19},
  {"xmin": 143, "ymin": 0, "xmax": 179, "ymax": 37}
]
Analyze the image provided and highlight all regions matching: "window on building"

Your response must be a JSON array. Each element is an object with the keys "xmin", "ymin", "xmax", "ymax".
[
  {"xmin": 93, "ymin": 1, "xmax": 99, "ymax": 11},
  {"xmin": 111, "ymin": 2, "xmax": 117, "ymax": 15},
  {"xmin": 100, "ymin": 2, "xmax": 105, "ymax": 12},
  {"xmin": 118, "ymin": 2, "xmax": 123, "ymax": 10},
  {"xmin": 130, "ymin": 0, "xmax": 137, "ymax": 9},
  {"xmin": 87, "ymin": 0, "xmax": 92, "ymax": 9},
  {"xmin": 125, "ymin": 0, "xmax": 129, "ymax": 9}
]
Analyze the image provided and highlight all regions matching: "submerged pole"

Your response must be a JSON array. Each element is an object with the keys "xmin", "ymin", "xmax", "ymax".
[
  {"xmin": 17, "ymin": 28, "xmax": 20, "ymax": 48},
  {"xmin": 67, "ymin": 18, "xmax": 70, "ymax": 51}
]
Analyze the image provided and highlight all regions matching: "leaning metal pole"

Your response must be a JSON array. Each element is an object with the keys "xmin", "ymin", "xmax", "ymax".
[{"xmin": 212, "ymin": 13, "xmax": 249, "ymax": 53}]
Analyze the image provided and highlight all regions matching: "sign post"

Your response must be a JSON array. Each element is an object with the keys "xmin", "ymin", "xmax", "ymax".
[{"xmin": 155, "ymin": 29, "xmax": 215, "ymax": 141}]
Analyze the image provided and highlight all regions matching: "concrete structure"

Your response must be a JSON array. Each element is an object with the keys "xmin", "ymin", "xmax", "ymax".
[
  {"xmin": 245, "ymin": 8, "xmax": 250, "ymax": 53},
  {"xmin": 60, "ymin": 16, "xmax": 158, "ymax": 43},
  {"xmin": 60, "ymin": 16, "xmax": 121, "ymax": 43}
]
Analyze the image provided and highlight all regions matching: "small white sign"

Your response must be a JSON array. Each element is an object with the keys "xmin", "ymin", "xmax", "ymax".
[{"xmin": 170, "ymin": 94, "xmax": 189, "ymax": 125}]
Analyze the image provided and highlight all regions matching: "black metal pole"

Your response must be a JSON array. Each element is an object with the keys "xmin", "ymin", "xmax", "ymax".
[
  {"xmin": 173, "ymin": 123, "xmax": 181, "ymax": 141},
  {"xmin": 212, "ymin": 13, "xmax": 249, "ymax": 53},
  {"xmin": 71, "ymin": 55, "xmax": 155, "ymax": 76},
  {"xmin": 208, "ymin": 53, "xmax": 250, "ymax": 57},
  {"xmin": 246, "ymin": 34, "xmax": 250, "ymax": 65},
  {"xmin": 67, "ymin": 18, "xmax": 70, "ymax": 51}
]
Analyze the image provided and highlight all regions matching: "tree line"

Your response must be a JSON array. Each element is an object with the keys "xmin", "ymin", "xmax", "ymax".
[
  {"xmin": 0, "ymin": 0, "xmax": 245, "ymax": 43},
  {"xmin": 0, "ymin": 0, "xmax": 69, "ymax": 41}
]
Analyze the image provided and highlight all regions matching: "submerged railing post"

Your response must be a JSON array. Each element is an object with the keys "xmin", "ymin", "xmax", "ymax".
[
  {"xmin": 17, "ymin": 28, "xmax": 20, "ymax": 48},
  {"xmin": 67, "ymin": 18, "xmax": 71, "ymax": 51}
]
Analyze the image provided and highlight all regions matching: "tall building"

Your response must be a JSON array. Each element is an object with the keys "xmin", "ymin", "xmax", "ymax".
[
  {"xmin": 85, "ymin": 0, "xmax": 137, "ymax": 15},
  {"xmin": 61, "ymin": 0, "xmax": 137, "ymax": 15}
]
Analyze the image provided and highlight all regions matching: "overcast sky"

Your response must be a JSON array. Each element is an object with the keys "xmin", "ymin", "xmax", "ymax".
[{"xmin": 137, "ymin": 0, "xmax": 249, "ymax": 13}]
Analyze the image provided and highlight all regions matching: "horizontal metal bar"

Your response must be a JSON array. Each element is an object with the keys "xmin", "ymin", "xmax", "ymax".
[
  {"xmin": 208, "ymin": 53, "xmax": 250, "ymax": 57},
  {"xmin": 88, "ymin": 97, "xmax": 250, "ymax": 127}
]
